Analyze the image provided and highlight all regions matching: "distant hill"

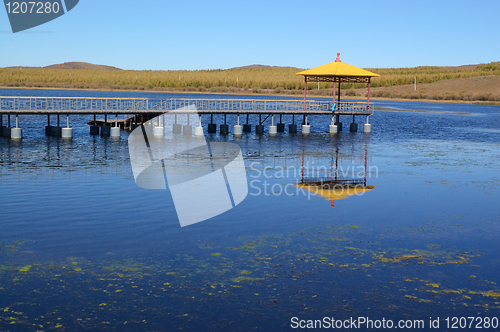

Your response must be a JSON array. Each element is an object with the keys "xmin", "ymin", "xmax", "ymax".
[
  {"xmin": 5, "ymin": 66, "xmax": 39, "ymax": 69},
  {"xmin": 228, "ymin": 64, "xmax": 298, "ymax": 70},
  {"xmin": 5, "ymin": 62, "xmax": 121, "ymax": 70},
  {"xmin": 44, "ymin": 62, "xmax": 122, "ymax": 71}
]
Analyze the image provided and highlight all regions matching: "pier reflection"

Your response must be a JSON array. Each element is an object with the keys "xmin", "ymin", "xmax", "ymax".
[{"xmin": 0, "ymin": 137, "xmax": 132, "ymax": 181}]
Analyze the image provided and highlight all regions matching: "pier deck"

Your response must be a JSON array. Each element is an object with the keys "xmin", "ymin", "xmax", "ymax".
[{"xmin": 0, "ymin": 97, "xmax": 374, "ymax": 115}]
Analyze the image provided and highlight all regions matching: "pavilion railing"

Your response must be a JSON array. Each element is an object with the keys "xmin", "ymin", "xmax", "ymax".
[{"xmin": 331, "ymin": 101, "xmax": 374, "ymax": 114}]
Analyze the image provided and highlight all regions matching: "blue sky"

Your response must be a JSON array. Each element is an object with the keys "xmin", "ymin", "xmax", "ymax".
[{"xmin": 1, "ymin": 0, "xmax": 499, "ymax": 70}]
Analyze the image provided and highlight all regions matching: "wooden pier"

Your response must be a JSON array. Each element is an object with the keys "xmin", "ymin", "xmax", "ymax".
[
  {"xmin": 0, "ymin": 97, "xmax": 373, "ymax": 115},
  {"xmin": 0, "ymin": 97, "xmax": 374, "ymax": 135}
]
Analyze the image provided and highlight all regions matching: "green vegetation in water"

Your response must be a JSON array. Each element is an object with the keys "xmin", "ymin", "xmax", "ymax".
[
  {"xmin": 18, "ymin": 265, "xmax": 31, "ymax": 273},
  {"xmin": 0, "ymin": 220, "xmax": 498, "ymax": 330}
]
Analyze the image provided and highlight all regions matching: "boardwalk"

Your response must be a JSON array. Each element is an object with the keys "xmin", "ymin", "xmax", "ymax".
[{"xmin": 0, "ymin": 97, "xmax": 374, "ymax": 115}]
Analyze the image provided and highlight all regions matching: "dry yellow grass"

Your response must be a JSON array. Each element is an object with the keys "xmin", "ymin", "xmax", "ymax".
[{"xmin": 0, "ymin": 62, "xmax": 498, "ymax": 102}]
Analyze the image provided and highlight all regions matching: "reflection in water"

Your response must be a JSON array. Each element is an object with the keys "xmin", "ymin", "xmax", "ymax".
[
  {"xmin": 1, "ymin": 97, "xmax": 499, "ymax": 330},
  {"xmin": 297, "ymin": 181, "xmax": 375, "ymax": 208},
  {"xmin": 296, "ymin": 137, "xmax": 375, "ymax": 207},
  {"xmin": 0, "ymin": 136, "xmax": 132, "ymax": 181}
]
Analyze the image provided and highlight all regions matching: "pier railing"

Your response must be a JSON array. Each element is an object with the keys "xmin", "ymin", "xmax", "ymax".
[
  {"xmin": 0, "ymin": 97, "xmax": 149, "ymax": 112},
  {"xmin": 0, "ymin": 97, "xmax": 373, "ymax": 115}
]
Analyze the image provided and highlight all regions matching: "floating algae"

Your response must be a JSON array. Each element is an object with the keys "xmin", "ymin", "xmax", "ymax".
[
  {"xmin": 483, "ymin": 291, "xmax": 500, "ymax": 298},
  {"xmin": 18, "ymin": 265, "xmax": 31, "ymax": 273},
  {"xmin": 374, "ymin": 253, "xmax": 424, "ymax": 263},
  {"xmin": 0, "ymin": 223, "xmax": 497, "ymax": 330},
  {"xmin": 232, "ymin": 276, "xmax": 262, "ymax": 283}
]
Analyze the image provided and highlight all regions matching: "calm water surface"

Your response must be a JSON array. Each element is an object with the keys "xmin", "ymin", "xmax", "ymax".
[{"xmin": 1, "ymin": 89, "xmax": 499, "ymax": 331}]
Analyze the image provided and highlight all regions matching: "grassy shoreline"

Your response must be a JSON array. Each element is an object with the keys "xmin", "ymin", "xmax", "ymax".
[
  {"xmin": 1, "ymin": 61, "xmax": 498, "ymax": 103},
  {"xmin": 0, "ymin": 85, "xmax": 498, "ymax": 106}
]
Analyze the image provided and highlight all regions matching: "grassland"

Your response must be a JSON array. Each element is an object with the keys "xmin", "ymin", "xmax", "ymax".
[{"xmin": 0, "ymin": 61, "xmax": 499, "ymax": 103}]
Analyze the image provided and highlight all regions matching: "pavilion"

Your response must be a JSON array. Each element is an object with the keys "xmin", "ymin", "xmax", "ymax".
[{"xmin": 296, "ymin": 53, "xmax": 380, "ymax": 132}]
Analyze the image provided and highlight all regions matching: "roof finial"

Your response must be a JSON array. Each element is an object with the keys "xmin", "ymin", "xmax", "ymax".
[{"xmin": 335, "ymin": 52, "xmax": 341, "ymax": 62}]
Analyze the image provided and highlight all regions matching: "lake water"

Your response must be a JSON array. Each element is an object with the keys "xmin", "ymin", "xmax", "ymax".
[{"xmin": 1, "ymin": 89, "xmax": 499, "ymax": 331}]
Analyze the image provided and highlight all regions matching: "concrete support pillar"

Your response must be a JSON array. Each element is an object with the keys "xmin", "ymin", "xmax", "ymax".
[
  {"xmin": 111, "ymin": 114, "xmax": 121, "ymax": 137},
  {"xmin": 11, "ymin": 114, "xmax": 22, "ymax": 139},
  {"xmin": 277, "ymin": 114, "xmax": 285, "ymax": 132},
  {"xmin": 363, "ymin": 116, "xmax": 372, "ymax": 133},
  {"xmin": 90, "ymin": 114, "xmax": 99, "ymax": 135},
  {"xmin": 154, "ymin": 115, "xmax": 164, "ymax": 136},
  {"xmin": 61, "ymin": 114, "xmax": 73, "ymax": 139},
  {"xmin": 269, "ymin": 114, "xmax": 277, "ymax": 135},
  {"xmin": 130, "ymin": 114, "xmax": 140, "ymax": 131},
  {"xmin": 101, "ymin": 126, "xmax": 110, "ymax": 136},
  {"xmin": 99, "ymin": 114, "xmax": 109, "ymax": 136},
  {"xmin": 220, "ymin": 114, "xmax": 228, "ymax": 135},
  {"xmin": 335, "ymin": 114, "xmax": 342, "ymax": 131},
  {"xmin": 289, "ymin": 114, "xmax": 297, "ymax": 133},
  {"xmin": 207, "ymin": 114, "xmax": 216, "ymax": 133},
  {"xmin": 301, "ymin": 115, "xmax": 310, "ymax": 135},
  {"xmin": 220, "ymin": 125, "xmax": 229, "ymax": 135},
  {"xmin": 243, "ymin": 114, "xmax": 251, "ymax": 132},
  {"xmin": 90, "ymin": 126, "xmax": 99, "ymax": 135},
  {"xmin": 195, "ymin": 114, "xmax": 204, "ymax": 136},
  {"xmin": 329, "ymin": 115, "xmax": 337, "ymax": 134},
  {"xmin": 183, "ymin": 125, "xmax": 192, "ymax": 135},
  {"xmin": 111, "ymin": 127, "xmax": 121, "ymax": 137},
  {"xmin": 233, "ymin": 125, "xmax": 243, "ymax": 135},
  {"xmin": 182, "ymin": 114, "xmax": 192, "ymax": 135},
  {"xmin": 329, "ymin": 125, "xmax": 338, "ymax": 134},
  {"xmin": 208, "ymin": 123, "xmax": 216, "ymax": 133},
  {"xmin": 350, "ymin": 115, "xmax": 358, "ymax": 132},
  {"xmin": 233, "ymin": 114, "xmax": 242, "ymax": 136},
  {"xmin": 172, "ymin": 114, "xmax": 181, "ymax": 134},
  {"xmin": 256, "ymin": 114, "xmax": 264, "ymax": 134},
  {"xmin": 51, "ymin": 114, "xmax": 62, "ymax": 137},
  {"xmin": 52, "ymin": 126, "xmax": 62, "ymax": 137},
  {"xmin": 3, "ymin": 115, "xmax": 11, "ymax": 138},
  {"xmin": 173, "ymin": 124, "xmax": 182, "ymax": 133},
  {"xmin": 45, "ymin": 114, "xmax": 52, "ymax": 136}
]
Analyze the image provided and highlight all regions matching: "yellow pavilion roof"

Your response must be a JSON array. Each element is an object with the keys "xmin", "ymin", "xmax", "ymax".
[{"xmin": 296, "ymin": 53, "xmax": 379, "ymax": 78}]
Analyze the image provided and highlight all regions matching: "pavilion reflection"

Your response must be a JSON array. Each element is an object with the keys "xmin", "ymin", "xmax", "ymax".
[{"xmin": 296, "ymin": 137, "xmax": 375, "ymax": 208}]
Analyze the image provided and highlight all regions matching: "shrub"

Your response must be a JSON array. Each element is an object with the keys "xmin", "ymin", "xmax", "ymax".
[{"xmin": 345, "ymin": 86, "xmax": 356, "ymax": 96}]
